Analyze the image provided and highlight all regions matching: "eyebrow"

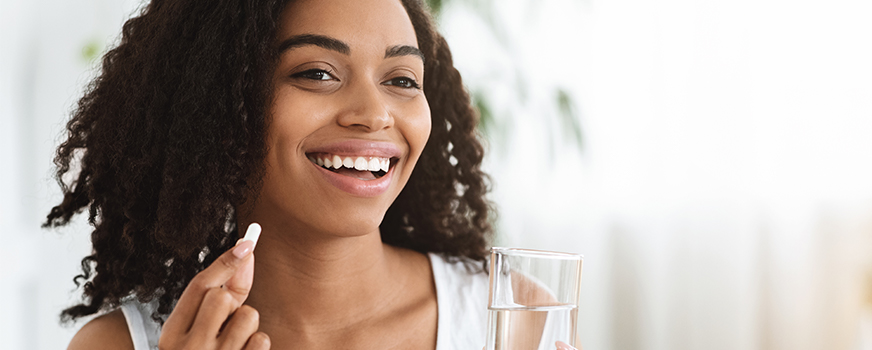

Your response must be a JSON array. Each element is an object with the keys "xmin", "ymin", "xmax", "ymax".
[
  {"xmin": 277, "ymin": 34, "xmax": 424, "ymax": 62},
  {"xmin": 277, "ymin": 34, "xmax": 350, "ymax": 55},
  {"xmin": 385, "ymin": 45, "xmax": 425, "ymax": 62}
]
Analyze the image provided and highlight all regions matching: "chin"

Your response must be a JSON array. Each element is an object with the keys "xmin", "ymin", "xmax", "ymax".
[{"xmin": 299, "ymin": 204, "xmax": 390, "ymax": 239}]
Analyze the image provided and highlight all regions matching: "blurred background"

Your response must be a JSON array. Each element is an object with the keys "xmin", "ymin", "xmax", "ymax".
[{"xmin": 2, "ymin": 0, "xmax": 871, "ymax": 349}]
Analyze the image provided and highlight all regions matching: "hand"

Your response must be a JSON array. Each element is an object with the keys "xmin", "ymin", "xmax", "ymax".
[{"xmin": 159, "ymin": 224, "xmax": 269, "ymax": 350}]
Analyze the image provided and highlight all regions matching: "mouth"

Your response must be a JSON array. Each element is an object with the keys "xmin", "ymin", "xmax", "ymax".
[{"xmin": 306, "ymin": 153, "xmax": 397, "ymax": 180}]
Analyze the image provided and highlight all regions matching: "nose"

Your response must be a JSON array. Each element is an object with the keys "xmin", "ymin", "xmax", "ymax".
[{"xmin": 336, "ymin": 81, "xmax": 393, "ymax": 131}]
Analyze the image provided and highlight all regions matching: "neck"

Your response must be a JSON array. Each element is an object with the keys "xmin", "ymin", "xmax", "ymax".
[{"xmin": 240, "ymin": 219, "xmax": 414, "ymax": 334}]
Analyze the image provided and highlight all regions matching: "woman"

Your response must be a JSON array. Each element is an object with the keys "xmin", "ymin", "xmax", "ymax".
[
  {"xmin": 48, "ymin": 0, "xmax": 493, "ymax": 348},
  {"xmin": 48, "ymin": 0, "xmax": 579, "ymax": 348}
]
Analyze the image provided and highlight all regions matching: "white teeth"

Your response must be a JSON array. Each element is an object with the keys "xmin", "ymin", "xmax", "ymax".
[
  {"xmin": 313, "ymin": 154, "xmax": 392, "ymax": 173},
  {"xmin": 367, "ymin": 158, "xmax": 380, "ymax": 171},
  {"xmin": 354, "ymin": 157, "xmax": 367, "ymax": 171}
]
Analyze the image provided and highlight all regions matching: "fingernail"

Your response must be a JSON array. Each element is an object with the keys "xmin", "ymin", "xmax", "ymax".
[
  {"xmin": 232, "ymin": 240, "xmax": 254, "ymax": 259},
  {"xmin": 556, "ymin": 341, "xmax": 575, "ymax": 350}
]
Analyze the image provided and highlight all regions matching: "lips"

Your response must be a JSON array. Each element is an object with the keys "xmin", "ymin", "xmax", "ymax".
[
  {"xmin": 305, "ymin": 140, "xmax": 402, "ymax": 197},
  {"xmin": 306, "ymin": 140, "xmax": 402, "ymax": 159}
]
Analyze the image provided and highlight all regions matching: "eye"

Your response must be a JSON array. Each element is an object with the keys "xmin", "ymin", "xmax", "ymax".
[
  {"xmin": 384, "ymin": 76, "xmax": 421, "ymax": 90},
  {"xmin": 292, "ymin": 69, "xmax": 336, "ymax": 81}
]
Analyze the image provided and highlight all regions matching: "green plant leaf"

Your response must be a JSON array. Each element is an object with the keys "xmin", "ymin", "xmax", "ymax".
[
  {"xmin": 472, "ymin": 91, "xmax": 494, "ymax": 136},
  {"xmin": 556, "ymin": 88, "xmax": 583, "ymax": 150},
  {"xmin": 425, "ymin": 0, "xmax": 444, "ymax": 15},
  {"xmin": 81, "ymin": 39, "xmax": 104, "ymax": 63}
]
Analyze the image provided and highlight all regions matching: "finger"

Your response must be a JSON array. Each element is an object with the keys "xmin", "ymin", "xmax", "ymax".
[
  {"xmin": 556, "ymin": 341, "xmax": 578, "ymax": 350},
  {"xmin": 223, "ymin": 250, "xmax": 255, "ymax": 297},
  {"xmin": 188, "ymin": 287, "xmax": 240, "ymax": 341},
  {"xmin": 164, "ymin": 224, "xmax": 262, "ymax": 335},
  {"xmin": 242, "ymin": 332, "xmax": 271, "ymax": 350},
  {"xmin": 217, "ymin": 305, "xmax": 260, "ymax": 350}
]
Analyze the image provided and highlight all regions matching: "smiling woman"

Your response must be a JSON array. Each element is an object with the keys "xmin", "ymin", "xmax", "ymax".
[{"xmin": 46, "ymin": 0, "xmax": 496, "ymax": 349}]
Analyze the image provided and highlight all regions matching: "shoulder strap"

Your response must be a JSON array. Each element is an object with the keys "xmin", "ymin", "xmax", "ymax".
[
  {"xmin": 429, "ymin": 253, "xmax": 490, "ymax": 349},
  {"xmin": 119, "ymin": 303, "xmax": 152, "ymax": 350},
  {"xmin": 429, "ymin": 253, "xmax": 452, "ymax": 350}
]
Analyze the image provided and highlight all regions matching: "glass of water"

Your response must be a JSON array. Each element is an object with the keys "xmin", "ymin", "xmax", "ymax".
[{"xmin": 486, "ymin": 247, "xmax": 584, "ymax": 350}]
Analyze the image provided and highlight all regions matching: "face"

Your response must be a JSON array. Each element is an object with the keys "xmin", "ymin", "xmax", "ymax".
[{"xmin": 254, "ymin": 0, "xmax": 431, "ymax": 237}]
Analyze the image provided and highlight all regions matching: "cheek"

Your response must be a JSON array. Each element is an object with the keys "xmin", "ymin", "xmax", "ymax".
[
  {"xmin": 265, "ymin": 114, "xmax": 301, "ymax": 168},
  {"xmin": 405, "ymin": 99, "xmax": 432, "ymax": 155},
  {"xmin": 267, "ymin": 93, "xmax": 333, "ymax": 152}
]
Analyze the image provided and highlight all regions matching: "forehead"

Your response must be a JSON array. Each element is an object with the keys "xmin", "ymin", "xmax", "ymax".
[{"xmin": 277, "ymin": 0, "xmax": 418, "ymax": 48}]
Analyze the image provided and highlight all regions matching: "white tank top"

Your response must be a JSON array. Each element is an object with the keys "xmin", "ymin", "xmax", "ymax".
[{"xmin": 120, "ymin": 253, "xmax": 490, "ymax": 350}]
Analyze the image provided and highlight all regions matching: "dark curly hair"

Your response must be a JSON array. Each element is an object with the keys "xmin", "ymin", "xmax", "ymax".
[{"xmin": 45, "ymin": 0, "xmax": 493, "ymax": 322}]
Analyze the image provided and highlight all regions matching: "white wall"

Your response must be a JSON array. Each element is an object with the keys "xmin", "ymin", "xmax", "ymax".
[{"xmin": 440, "ymin": 0, "xmax": 872, "ymax": 349}]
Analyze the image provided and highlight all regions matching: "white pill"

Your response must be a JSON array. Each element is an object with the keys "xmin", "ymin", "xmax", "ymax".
[{"xmin": 243, "ymin": 223, "xmax": 262, "ymax": 245}]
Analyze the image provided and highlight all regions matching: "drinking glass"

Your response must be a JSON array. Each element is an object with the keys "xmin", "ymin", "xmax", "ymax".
[{"xmin": 485, "ymin": 247, "xmax": 584, "ymax": 350}]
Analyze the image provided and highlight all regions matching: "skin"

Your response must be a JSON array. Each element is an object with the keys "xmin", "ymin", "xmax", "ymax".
[
  {"xmin": 66, "ymin": 309, "xmax": 132, "ymax": 350},
  {"xmin": 68, "ymin": 0, "xmax": 435, "ymax": 349}
]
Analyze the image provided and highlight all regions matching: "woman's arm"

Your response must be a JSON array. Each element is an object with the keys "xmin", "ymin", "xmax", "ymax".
[{"xmin": 67, "ymin": 309, "xmax": 134, "ymax": 350}]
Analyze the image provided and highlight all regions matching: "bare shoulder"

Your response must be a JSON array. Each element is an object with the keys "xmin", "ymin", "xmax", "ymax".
[
  {"xmin": 68, "ymin": 309, "xmax": 134, "ymax": 350},
  {"xmin": 511, "ymin": 272, "xmax": 559, "ymax": 305}
]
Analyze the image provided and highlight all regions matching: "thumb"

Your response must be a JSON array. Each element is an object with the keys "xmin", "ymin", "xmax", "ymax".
[
  {"xmin": 222, "ymin": 223, "xmax": 262, "ymax": 302},
  {"xmin": 223, "ymin": 245, "xmax": 255, "ymax": 300}
]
